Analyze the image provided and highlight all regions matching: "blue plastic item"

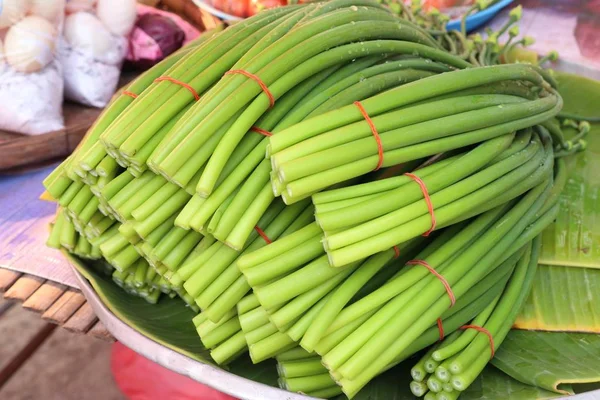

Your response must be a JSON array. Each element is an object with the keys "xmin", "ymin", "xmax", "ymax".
[{"xmin": 446, "ymin": 0, "xmax": 514, "ymax": 33}]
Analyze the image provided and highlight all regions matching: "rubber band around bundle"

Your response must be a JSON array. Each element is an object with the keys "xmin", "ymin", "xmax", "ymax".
[
  {"xmin": 406, "ymin": 260, "xmax": 456, "ymax": 307},
  {"xmin": 122, "ymin": 91, "xmax": 138, "ymax": 99},
  {"xmin": 225, "ymin": 70, "xmax": 275, "ymax": 108},
  {"xmin": 354, "ymin": 101, "xmax": 384, "ymax": 171},
  {"xmin": 437, "ymin": 318, "xmax": 445, "ymax": 341},
  {"xmin": 393, "ymin": 246, "xmax": 400, "ymax": 258},
  {"xmin": 251, "ymin": 126, "xmax": 273, "ymax": 137},
  {"xmin": 254, "ymin": 226, "xmax": 272, "ymax": 244},
  {"xmin": 154, "ymin": 76, "xmax": 200, "ymax": 101},
  {"xmin": 460, "ymin": 325, "xmax": 495, "ymax": 358},
  {"xmin": 405, "ymin": 173, "xmax": 436, "ymax": 236}
]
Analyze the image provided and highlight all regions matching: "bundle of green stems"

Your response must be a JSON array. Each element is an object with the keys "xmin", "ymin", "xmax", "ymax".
[
  {"xmin": 311, "ymin": 127, "xmax": 552, "ymax": 266},
  {"xmin": 268, "ymin": 64, "xmax": 560, "ymax": 206},
  {"xmin": 276, "ymin": 347, "xmax": 343, "ymax": 398},
  {"xmin": 410, "ymin": 237, "xmax": 541, "ymax": 399},
  {"xmin": 193, "ymin": 310, "xmax": 248, "ymax": 365}
]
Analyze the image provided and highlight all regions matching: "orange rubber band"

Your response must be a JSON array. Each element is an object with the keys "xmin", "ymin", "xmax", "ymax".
[
  {"xmin": 354, "ymin": 101, "xmax": 383, "ymax": 171},
  {"xmin": 437, "ymin": 318, "xmax": 445, "ymax": 341},
  {"xmin": 251, "ymin": 126, "xmax": 272, "ymax": 137},
  {"xmin": 122, "ymin": 91, "xmax": 138, "ymax": 99},
  {"xmin": 405, "ymin": 173, "xmax": 436, "ymax": 236},
  {"xmin": 460, "ymin": 325, "xmax": 495, "ymax": 359},
  {"xmin": 393, "ymin": 246, "xmax": 400, "ymax": 258},
  {"xmin": 154, "ymin": 76, "xmax": 200, "ymax": 101},
  {"xmin": 225, "ymin": 70, "xmax": 275, "ymax": 108},
  {"xmin": 406, "ymin": 260, "xmax": 456, "ymax": 307},
  {"xmin": 254, "ymin": 226, "xmax": 272, "ymax": 244}
]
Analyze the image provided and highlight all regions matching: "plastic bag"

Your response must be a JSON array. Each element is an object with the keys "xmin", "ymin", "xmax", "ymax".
[
  {"xmin": 60, "ymin": 0, "xmax": 137, "ymax": 108},
  {"xmin": 111, "ymin": 342, "xmax": 237, "ymax": 400},
  {"xmin": 0, "ymin": 0, "xmax": 65, "ymax": 135}
]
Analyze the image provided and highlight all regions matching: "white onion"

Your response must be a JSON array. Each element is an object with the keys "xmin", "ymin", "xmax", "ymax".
[
  {"xmin": 65, "ymin": 0, "xmax": 96, "ymax": 14},
  {"xmin": 4, "ymin": 16, "xmax": 56, "ymax": 73},
  {"xmin": 96, "ymin": 0, "xmax": 137, "ymax": 36},
  {"xmin": 64, "ymin": 11, "xmax": 113, "ymax": 59},
  {"xmin": 0, "ymin": 0, "xmax": 30, "ymax": 29},
  {"xmin": 29, "ymin": 0, "xmax": 65, "ymax": 24}
]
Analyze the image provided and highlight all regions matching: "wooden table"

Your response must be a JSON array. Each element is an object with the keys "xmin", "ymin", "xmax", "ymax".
[
  {"xmin": 0, "ymin": 268, "xmax": 113, "ymax": 341},
  {"xmin": 0, "ymin": 267, "xmax": 113, "ymax": 388}
]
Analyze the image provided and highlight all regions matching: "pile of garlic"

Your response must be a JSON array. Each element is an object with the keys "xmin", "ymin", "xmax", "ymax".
[
  {"xmin": 0, "ymin": 0, "xmax": 63, "ymax": 73},
  {"xmin": 61, "ymin": 0, "xmax": 137, "ymax": 107},
  {"xmin": 0, "ymin": 0, "xmax": 65, "ymax": 135}
]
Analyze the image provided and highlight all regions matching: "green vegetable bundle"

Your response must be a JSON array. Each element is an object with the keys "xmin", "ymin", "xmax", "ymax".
[
  {"xmin": 267, "ymin": 64, "xmax": 560, "ymax": 205},
  {"xmin": 411, "ymin": 237, "xmax": 541, "ymax": 400},
  {"xmin": 276, "ymin": 347, "xmax": 343, "ymax": 398},
  {"xmin": 42, "ymin": 1, "xmax": 583, "ymax": 398}
]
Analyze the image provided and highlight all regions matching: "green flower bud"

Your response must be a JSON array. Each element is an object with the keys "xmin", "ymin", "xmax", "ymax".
[
  {"xmin": 476, "ymin": 0, "xmax": 489, "ymax": 10},
  {"xmin": 486, "ymin": 33, "xmax": 498, "ymax": 45},
  {"xmin": 509, "ymin": 5, "xmax": 523, "ymax": 21},
  {"xmin": 428, "ymin": 7, "xmax": 440, "ymax": 16},
  {"xmin": 523, "ymin": 36, "xmax": 535, "ymax": 46}
]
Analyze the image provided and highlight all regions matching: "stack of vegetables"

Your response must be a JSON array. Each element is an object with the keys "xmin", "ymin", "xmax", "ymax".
[{"xmin": 43, "ymin": 0, "xmax": 591, "ymax": 398}]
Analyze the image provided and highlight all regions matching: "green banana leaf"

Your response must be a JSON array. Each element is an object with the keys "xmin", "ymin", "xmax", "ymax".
[
  {"xmin": 515, "ymin": 265, "xmax": 600, "ymax": 333},
  {"xmin": 538, "ymin": 72, "xmax": 600, "ymax": 268},
  {"xmin": 492, "ymin": 330, "xmax": 600, "ymax": 395},
  {"xmin": 461, "ymin": 365, "xmax": 562, "ymax": 400}
]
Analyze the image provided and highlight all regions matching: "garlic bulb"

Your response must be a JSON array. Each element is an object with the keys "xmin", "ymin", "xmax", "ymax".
[
  {"xmin": 4, "ymin": 16, "xmax": 56, "ymax": 73},
  {"xmin": 64, "ymin": 12, "xmax": 113, "ymax": 59},
  {"xmin": 96, "ymin": 0, "xmax": 137, "ymax": 36},
  {"xmin": 0, "ymin": 38, "xmax": 4, "ymax": 64},
  {"xmin": 0, "ymin": 0, "xmax": 30, "ymax": 29},
  {"xmin": 65, "ymin": 0, "xmax": 96, "ymax": 14},
  {"xmin": 29, "ymin": 0, "xmax": 65, "ymax": 24}
]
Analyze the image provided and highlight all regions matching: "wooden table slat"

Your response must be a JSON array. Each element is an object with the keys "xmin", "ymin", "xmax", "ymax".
[
  {"xmin": 3, "ymin": 276, "xmax": 45, "ymax": 302},
  {"xmin": 62, "ymin": 302, "xmax": 98, "ymax": 334},
  {"xmin": 41, "ymin": 289, "xmax": 86, "ymax": 324},
  {"xmin": 1, "ymin": 270, "xmax": 115, "ymax": 341},
  {"xmin": 0, "ymin": 269, "xmax": 22, "ymax": 292},
  {"xmin": 88, "ymin": 321, "xmax": 115, "ymax": 342},
  {"xmin": 22, "ymin": 282, "xmax": 67, "ymax": 313}
]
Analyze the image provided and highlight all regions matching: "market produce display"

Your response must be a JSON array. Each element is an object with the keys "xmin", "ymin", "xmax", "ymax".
[
  {"xmin": 0, "ymin": 0, "xmax": 65, "ymax": 135},
  {"xmin": 43, "ymin": 0, "xmax": 598, "ymax": 398},
  {"xmin": 61, "ymin": 0, "xmax": 138, "ymax": 107}
]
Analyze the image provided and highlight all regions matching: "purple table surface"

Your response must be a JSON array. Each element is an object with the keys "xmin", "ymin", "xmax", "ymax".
[{"xmin": 0, "ymin": 163, "xmax": 79, "ymax": 288}]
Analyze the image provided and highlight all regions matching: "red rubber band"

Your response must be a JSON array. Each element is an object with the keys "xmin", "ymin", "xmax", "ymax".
[
  {"xmin": 225, "ymin": 70, "xmax": 275, "ymax": 108},
  {"xmin": 393, "ymin": 246, "xmax": 400, "ymax": 259},
  {"xmin": 437, "ymin": 318, "xmax": 445, "ymax": 341},
  {"xmin": 251, "ymin": 126, "xmax": 272, "ymax": 137},
  {"xmin": 354, "ymin": 101, "xmax": 383, "ymax": 171},
  {"xmin": 405, "ymin": 173, "xmax": 436, "ymax": 236},
  {"xmin": 406, "ymin": 260, "xmax": 456, "ymax": 307},
  {"xmin": 254, "ymin": 226, "xmax": 272, "ymax": 244},
  {"xmin": 154, "ymin": 76, "xmax": 200, "ymax": 101},
  {"xmin": 460, "ymin": 325, "xmax": 495, "ymax": 359},
  {"xmin": 122, "ymin": 91, "xmax": 138, "ymax": 99}
]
